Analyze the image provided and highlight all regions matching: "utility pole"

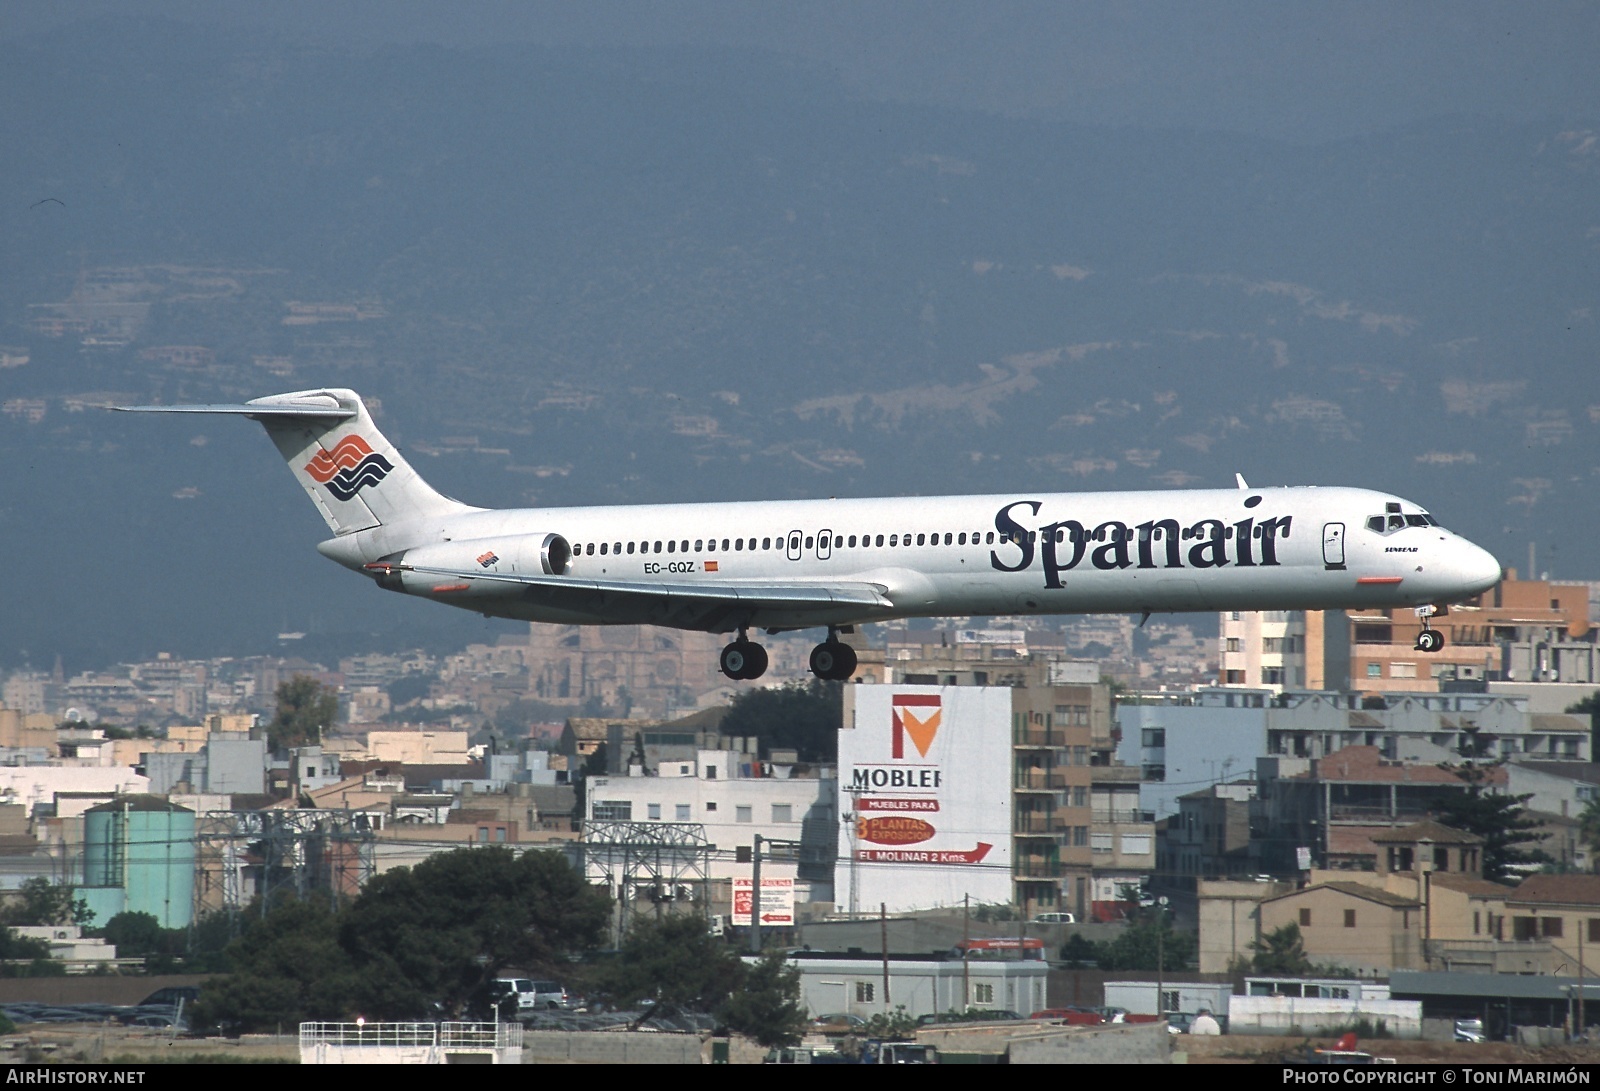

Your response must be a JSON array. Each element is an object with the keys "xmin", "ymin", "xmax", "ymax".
[
  {"xmin": 880, "ymin": 903, "xmax": 891, "ymax": 1011},
  {"xmin": 1156, "ymin": 895, "xmax": 1169, "ymax": 1018},
  {"xmin": 963, "ymin": 894, "xmax": 971, "ymax": 1009},
  {"xmin": 749, "ymin": 834, "xmax": 763, "ymax": 954}
]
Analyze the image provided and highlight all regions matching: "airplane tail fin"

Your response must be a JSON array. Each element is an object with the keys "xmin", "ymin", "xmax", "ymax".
[{"xmin": 115, "ymin": 388, "xmax": 476, "ymax": 535}]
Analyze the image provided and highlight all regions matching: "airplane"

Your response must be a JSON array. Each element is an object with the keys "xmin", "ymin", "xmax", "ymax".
[{"xmin": 116, "ymin": 387, "xmax": 1503, "ymax": 682}]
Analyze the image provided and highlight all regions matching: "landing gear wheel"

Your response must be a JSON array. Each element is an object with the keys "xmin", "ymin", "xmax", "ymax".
[
  {"xmin": 809, "ymin": 640, "xmax": 858, "ymax": 681},
  {"xmin": 1415, "ymin": 629, "xmax": 1445, "ymax": 653},
  {"xmin": 720, "ymin": 640, "xmax": 769, "ymax": 680}
]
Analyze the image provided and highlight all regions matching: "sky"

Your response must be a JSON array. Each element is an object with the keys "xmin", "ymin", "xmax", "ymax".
[{"xmin": 5, "ymin": 1, "xmax": 1598, "ymax": 143}]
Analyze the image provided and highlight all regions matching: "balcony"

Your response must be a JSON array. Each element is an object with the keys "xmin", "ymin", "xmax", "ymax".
[
  {"xmin": 1091, "ymin": 764, "xmax": 1142, "ymax": 785},
  {"xmin": 1014, "ymin": 814, "xmax": 1068, "ymax": 834},
  {"xmin": 1096, "ymin": 809, "xmax": 1155, "ymax": 825},
  {"xmin": 1013, "ymin": 858, "xmax": 1065, "ymax": 879},
  {"xmin": 1013, "ymin": 769, "xmax": 1069, "ymax": 791},
  {"xmin": 1013, "ymin": 727, "xmax": 1062, "ymax": 748}
]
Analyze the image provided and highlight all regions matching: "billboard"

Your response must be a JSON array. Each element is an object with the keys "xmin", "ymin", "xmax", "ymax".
[
  {"xmin": 732, "ymin": 877, "xmax": 796, "ymax": 927},
  {"xmin": 835, "ymin": 686, "xmax": 1012, "ymax": 913}
]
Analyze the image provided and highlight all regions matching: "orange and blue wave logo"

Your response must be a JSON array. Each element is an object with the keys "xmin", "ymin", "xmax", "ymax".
[{"xmin": 303, "ymin": 435, "xmax": 393, "ymax": 501}]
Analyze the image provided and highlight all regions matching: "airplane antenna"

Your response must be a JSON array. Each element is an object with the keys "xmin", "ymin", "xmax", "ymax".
[{"xmin": 1235, "ymin": 473, "xmax": 1249, "ymax": 490}]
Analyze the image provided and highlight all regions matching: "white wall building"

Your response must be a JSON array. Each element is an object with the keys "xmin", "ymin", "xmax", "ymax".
[
  {"xmin": 585, "ymin": 749, "xmax": 836, "ymax": 900},
  {"xmin": 790, "ymin": 953, "xmax": 1046, "ymax": 1020},
  {"xmin": 1220, "ymin": 610, "xmax": 1307, "ymax": 692}
]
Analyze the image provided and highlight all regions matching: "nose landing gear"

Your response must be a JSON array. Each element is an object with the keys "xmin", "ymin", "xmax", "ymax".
[
  {"xmin": 1414, "ymin": 605, "xmax": 1446, "ymax": 653},
  {"xmin": 809, "ymin": 630, "xmax": 858, "ymax": 681},
  {"xmin": 720, "ymin": 629, "xmax": 769, "ymax": 680}
]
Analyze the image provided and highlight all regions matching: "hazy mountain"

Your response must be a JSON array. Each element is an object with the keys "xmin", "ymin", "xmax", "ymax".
[{"xmin": 2, "ymin": 18, "xmax": 1594, "ymax": 670}]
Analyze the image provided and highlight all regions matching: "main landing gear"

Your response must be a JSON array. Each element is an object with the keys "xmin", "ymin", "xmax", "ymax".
[
  {"xmin": 1414, "ymin": 605, "xmax": 1446, "ymax": 653},
  {"xmin": 718, "ymin": 628, "xmax": 858, "ymax": 682},
  {"xmin": 808, "ymin": 631, "xmax": 857, "ymax": 682},
  {"xmin": 720, "ymin": 630, "xmax": 769, "ymax": 681}
]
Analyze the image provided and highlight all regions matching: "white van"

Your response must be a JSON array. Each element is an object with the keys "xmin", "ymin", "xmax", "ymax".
[{"xmin": 1031, "ymin": 912, "xmax": 1077, "ymax": 925}]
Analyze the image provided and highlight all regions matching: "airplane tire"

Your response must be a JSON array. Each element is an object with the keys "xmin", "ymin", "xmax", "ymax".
[
  {"xmin": 742, "ymin": 641, "xmax": 769, "ymax": 680},
  {"xmin": 1414, "ymin": 629, "xmax": 1445, "ymax": 653},
  {"xmin": 720, "ymin": 642, "xmax": 749, "ymax": 680},
  {"xmin": 723, "ymin": 640, "xmax": 768, "ymax": 680},
  {"xmin": 809, "ymin": 641, "xmax": 857, "ymax": 681}
]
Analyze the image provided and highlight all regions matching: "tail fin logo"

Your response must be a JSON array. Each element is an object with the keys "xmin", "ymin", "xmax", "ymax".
[{"xmin": 304, "ymin": 435, "xmax": 394, "ymax": 501}]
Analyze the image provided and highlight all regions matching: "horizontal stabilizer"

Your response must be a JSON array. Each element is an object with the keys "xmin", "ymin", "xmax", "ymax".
[{"xmin": 113, "ymin": 402, "xmax": 355, "ymax": 420}]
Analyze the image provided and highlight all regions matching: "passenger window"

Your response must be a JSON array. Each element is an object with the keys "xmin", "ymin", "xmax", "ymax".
[
  {"xmin": 586, "ymin": 543, "xmax": 595, "ymax": 555},
  {"xmin": 600, "ymin": 543, "xmax": 608, "ymax": 555},
  {"xmin": 627, "ymin": 542, "xmax": 635, "ymax": 554},
  {"xmin": 944, "ymin": 533, "xmax": 953, "ymax": 545},
  {"xmin": 667, "ymin": 540, "xmax": 675, "ymax": 553},
  {"xmin": 654, "ymin": 541, "xmax": 663, "ymax": 553},
  {"xmin": 957, "ymin": 532, "xmax": 966, "ymax": 545},
  {"xmin": 789, "ymin": 535, "xmax": 800, "ymax": 550},
  {"xmin": 735, "ymin": 538, "xmax": 743, "ymax": 551},
  {"xmin": 916, "ymin": 533, "xmax": 925, "ymax": 546},
  {"xmin": 805, "ymin": 536, "xmax": 814, "ymax": 549},
  {"xmin": 889, "ymin": 534, "xmax": 898, "ymax": 547},
  {"xmin": 613, "ymin": 542, "xmax": 621, "ymax": 555},
  {"xmin": 762, "ymin": 537, "xmax": 771, "ymax": 550},
  {"xmin": 875, "ymin": 535, "xmax": 884, "ymax": 546},
  {"xmin": 848, "ymin": 535, "xmax": 857, "ymax": 547},
  {"xmin": 694, "ymin": 539, "xmax": 703, "ymax": 551},
  {"xmin": 722, "ymin": 539, "xmax": 730, "ymax": 551},
  {"xmin": 985, "ymin": 532, "xmax": 995, "ymax": 544}
]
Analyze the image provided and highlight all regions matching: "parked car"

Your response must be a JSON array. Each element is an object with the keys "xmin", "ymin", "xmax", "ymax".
[
  {"xmin": 1030, "ymin": 1006, "xmax": 1103, "ymax": 1025},
  {"xmin": 1454, "ymin": 1018, "xmax": 1486, "ymax": 1043},
  {"xmin": 1030, "ymin": 912, "xmax": 1076, "ymax": 925},
  {"xmin": 915, "ymin": 1009, "xmax": 1022, "ymax": 1026},
  {"xmin": 809, "ymin": 1012, "xmax": 868, "ymax": 1034},
  {"xmin": 493, "ymin": 978, "xmax": 573, "ymax": 1011}
]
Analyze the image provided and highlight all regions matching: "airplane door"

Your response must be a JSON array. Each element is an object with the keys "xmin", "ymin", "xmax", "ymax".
[
  {"xmin": 1322, "ymin": 522, "xmax": 1346, "ymax": 570},
  {"xmin": 816, "ymin": 529, "xmax": 833, "ymax": 561},
  {"xmin": 786, "ymin": 530, "xmax": 803, "ymax": 562}
]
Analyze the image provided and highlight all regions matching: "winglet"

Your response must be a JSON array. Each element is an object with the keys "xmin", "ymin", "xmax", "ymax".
[{"xmin": 1235, "ymin": 473, "xmax": 1249, "ymax": 490}]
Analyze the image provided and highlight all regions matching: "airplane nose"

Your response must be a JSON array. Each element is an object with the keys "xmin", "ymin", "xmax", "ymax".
[{"xmin": 1460, "ymin": 541, "xmax": 1502, "ymax": 594}]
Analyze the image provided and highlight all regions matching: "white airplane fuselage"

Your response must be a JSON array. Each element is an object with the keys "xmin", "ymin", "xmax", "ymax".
[{"xmin": 316, "ymin": 485, "xmax": 1501, "ymax": 630}]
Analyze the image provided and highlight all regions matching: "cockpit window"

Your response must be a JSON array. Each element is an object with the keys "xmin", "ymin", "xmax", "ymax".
[{"xmin": 1367, "ymin": 510, "xmax": 1442, "ymax": 534}]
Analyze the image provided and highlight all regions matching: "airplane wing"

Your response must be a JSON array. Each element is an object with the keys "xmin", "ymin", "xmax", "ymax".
[{"xmin": 384, "ymin": 564, "xmax": 895, "ymax": 631}]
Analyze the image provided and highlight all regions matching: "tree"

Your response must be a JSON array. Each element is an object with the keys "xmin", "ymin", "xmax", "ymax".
[
  {"xmin": 338, "ymin": 847, "xmax": 612, "ymax": 1019},
  {"xmin": 593, "ymin": 914, "xmax": 746, "ymax": 1017},
  {"xmin": 720, "ymin": 679, "xmax": 843, "ymax": 762},
  {"xmin": 1566, "ymin": 693, "xmax": 1600, "ymax": 718},
  {"xmin": 190, "ymin": 898, "xmax": 360, "ymax": 1033},
  {"xmin": 0, "ymin": 925, "xmax": 60, "ymax": 978},
  {"xmin": 3, "ymin": 878, "xmax": 92, "ymax": 928},
  {"xmin": 1432, "ymin": 764, "xmax": 1550, "ymax": 881},
  {"xmin": 1579, "ymin": 796, "xmax": 1600, "ymax": 861},
  {"xmin": 1094, "ymin": 908, "xmax": 1195, "ymax": 972},
  {"xmin": 1248, "ymin": 923, "xmax": 1313, "ymax": 975},
  {"xmin": 719, "ymin": 950, "xmax": 807, "ymax": 1048},
  {"xmin": 99, "ymin": 910, "xmax": 193, "ymax": 972},
  {"xmin": 269, "ymin": 675, "xmax": 339, "ymax": 751}
]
